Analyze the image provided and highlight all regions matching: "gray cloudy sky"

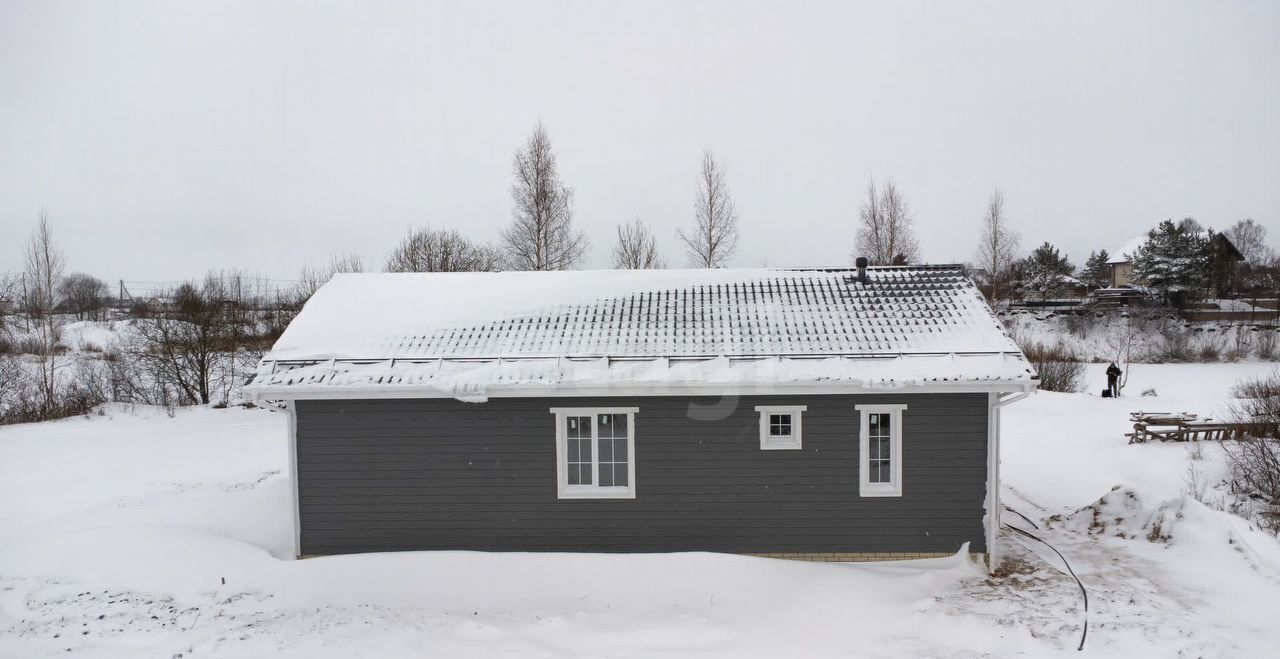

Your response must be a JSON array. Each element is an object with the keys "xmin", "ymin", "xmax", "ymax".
[{"xmin": 2, "ymin": 0, "xmax": 1277, "ymax": 288}]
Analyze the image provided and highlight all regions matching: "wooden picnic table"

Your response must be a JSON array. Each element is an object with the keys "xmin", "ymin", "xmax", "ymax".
[{"xmin": 1127, "ymin": 411, "xmax": 1263, "ymax": 444}]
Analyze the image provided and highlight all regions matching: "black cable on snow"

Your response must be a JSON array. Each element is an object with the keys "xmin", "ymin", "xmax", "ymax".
[
  {"xmin": 1003, "ymin": 505, "xmax": 1041, "ymax": 530},
  {"xmin": 1002, "ymin": 521, "xmax": 1089, "ymax": 652}
]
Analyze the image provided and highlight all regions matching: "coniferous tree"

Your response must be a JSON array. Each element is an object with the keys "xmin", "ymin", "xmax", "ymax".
[
  {"xmin": 1019, "ymin": 242, "xmax": 1074, "ymax": 302},
  {"xmin": 1081, "ymin": 250, "xmax": 1111, "ymax": 290},
  {"xmin": 1130, "ymin": 219, "xmax": 1210, "ymax": 307}
]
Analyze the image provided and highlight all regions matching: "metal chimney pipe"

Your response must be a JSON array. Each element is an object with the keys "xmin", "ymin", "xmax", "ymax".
[{"xmin": 855, "ymin": 257, "xmax": 869, "ymax": 284}]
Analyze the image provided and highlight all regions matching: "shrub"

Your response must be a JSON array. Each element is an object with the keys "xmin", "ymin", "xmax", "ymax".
[
  {"xmin": 1019, "ymin": 340, "xmax": 1085, "ymax": 393},
  {"xmin": 1155, "ymin": 323, "xmax": 1193, "ymax": 362},
  {"xmin": 15, "ymin": 336, "xmax": 44, "ymax": 355},
  {"xmin": 1258, "ymin": 330, "xmax": 1278, "ymax": 361},
  {"xmin": 1225, "ymin": 371, "xmax": 1280, "ymax": 534}
]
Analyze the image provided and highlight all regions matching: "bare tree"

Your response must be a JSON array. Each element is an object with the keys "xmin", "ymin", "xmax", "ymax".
[
  {"xmin": 23, "ymin": 210, "xmax": 65, "ymax": 414},
  {"xmin": 679, "ymin": 149, "xmax": 739, "ymax": 268},
  {"xmin": 296, "ymin": 253, "xmax": 365, "ymax": 303},
  {"xmin": 611, "ymin": 218, "xmax": 664, "ymax": 269},
  {"xmin": 1105, "ymin": 312, "xmax": 1148, "ymax": 396},
  {"xmin": 0, "ymin": 274, "xmax": 19, "ymax": 337},
  {"xmin": 1224, "ymin": 372, "xmax": 1280, "ymax": 533},
  {"xmin": 58, "ymin": 273, "xmax": 109, "ymax": 321},
  {"xmin": 855, "ymin": 178, "xmax": 919, "ymax": 265},
  {"xmin": 129, "ymin": 277, "xmax": 238, "ymax": 406},
  {"xmin": 502, "ymin": 122, "xmax": 587, "ymax": 270},
  {"xmin": 385, "ymin": 227, "xmax": 503, "ymax": 274},
  {"xmin": 1227, "ymin": 219, "xmax": 1273, "ymax": 266},
  {"xmin": 974, "ymin": 189, "xmax": 1019, "ymax": 305}
]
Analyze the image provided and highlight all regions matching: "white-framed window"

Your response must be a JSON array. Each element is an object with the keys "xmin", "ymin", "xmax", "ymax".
[
  {"xmin": 857, "ymin": 404, "xmax": 906, "ymax": 497},
  {"xmin": 550, "ymin": 407, "xmax": 638, "ymax": 499},
  {"xmin": 755, "ymin": 405, "xmax": 806, "ymax": 450}
]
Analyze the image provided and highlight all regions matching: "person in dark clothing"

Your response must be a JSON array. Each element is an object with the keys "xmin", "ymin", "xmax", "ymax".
[{"xmin": 1106, "ymin": 362, "xmax": 1122, "ymax": 397}]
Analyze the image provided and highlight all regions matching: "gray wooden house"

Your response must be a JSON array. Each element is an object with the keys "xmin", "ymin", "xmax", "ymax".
[{"xmin": 246, "ymin": 265, "xmax": 1036, "ymax": 569}]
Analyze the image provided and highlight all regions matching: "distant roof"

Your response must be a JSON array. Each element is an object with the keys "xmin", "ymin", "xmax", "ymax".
[
  {"xmin": 247, "ymin": 266, "xmax": 1035, "ymax": 399},
  {"xmin": 1108, "ymin": 235, "xmax": 1149, "ymax": 264}
]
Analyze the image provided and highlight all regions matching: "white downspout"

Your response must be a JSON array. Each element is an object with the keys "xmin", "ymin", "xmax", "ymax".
[
  {"xmin": 986, "ymin": 389, "xmax": 1030, "ymax": 573},
  {"xmin": 286, "ymin": 401, "xmax": 301, "ymax": 559}
]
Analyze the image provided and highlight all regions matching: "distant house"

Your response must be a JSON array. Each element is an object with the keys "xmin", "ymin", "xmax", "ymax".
[
  {"xmin": 246, "ymin": 266, "xmax": 1037, "ymax": 570},
  {"xmin": 1107, "ymin": 230, "xmax": 1245, "ymax": 295},
  {"xmin": 1106, "ymin": 235, "xmax": 1147, "ymax": 288}
]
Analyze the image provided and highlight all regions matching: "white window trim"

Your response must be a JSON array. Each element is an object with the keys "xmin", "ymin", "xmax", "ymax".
[
  {"xmin": 856, "ymin": 404, "xmax": 906, "ymax": 497},
  {"xmin": 550, "ymin": 407, "xmax": 638, "ymax": 499},
  {"xmin": 754, "ymin": 405, "xmax": 807, "ymax": 450}
]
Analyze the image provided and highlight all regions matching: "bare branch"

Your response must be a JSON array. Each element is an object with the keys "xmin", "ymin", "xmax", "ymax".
[
  {"xmin": 501, "ymin": 122, "xmax": 588, "ymax": 270},
  {"xmin": 611, "ymin": 218, "xmax": 664, "ymax": 269},
  {"xmin": 385, "ymin": 227, "xmax": 501, "ymax": 274},
  {"xmin": 678, "ymin": 149, "xmax": 739, "ymax": 268},
  {"xmin": 296, "ymin": 253, "xmax": 365, "ymax": 303},
  {"xmin": 854, "ymin": 178, "xmax": 919, "ymax": 265},
  {"xmin": 974, "ymin": 189, "xmax": 1020, "ymax": 304}
]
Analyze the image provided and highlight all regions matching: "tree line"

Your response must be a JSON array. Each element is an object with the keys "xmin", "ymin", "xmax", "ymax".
[
  {"xmin": 296, "ymin": 121, "xmax": 927, "ymax": 299},
  {"xmin": 971, "ymin": 192, "xmax": 1276, "ymax": 307}
]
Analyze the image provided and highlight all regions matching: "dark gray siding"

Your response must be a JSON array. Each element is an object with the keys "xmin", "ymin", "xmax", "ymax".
[{"xmin": 295, "ymin": 393, "xmax": 990, "ymax": 556}]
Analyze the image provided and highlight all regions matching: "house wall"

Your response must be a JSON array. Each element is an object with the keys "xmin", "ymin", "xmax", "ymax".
[
  {"xmin": 1110, "ymin": 262, "xmax": 1135, "ymax": 287},
  {"xmin": 294, "ymin": 393, "xmax": 990, "ymax": 557}
]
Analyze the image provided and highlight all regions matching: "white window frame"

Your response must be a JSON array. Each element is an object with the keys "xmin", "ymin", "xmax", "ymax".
[
  {"xmin": 550, "ymin": 407, "xmax": 638, "ymax": 499},
  {"xmin": 754, "ymin": 405, "xmax": 806, "ymax": 450},
  {"xmin": 857, "ymin": 404, "xmax": 906, "ymax": 497}
]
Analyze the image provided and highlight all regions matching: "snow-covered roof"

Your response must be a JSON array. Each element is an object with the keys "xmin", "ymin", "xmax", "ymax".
[
  {"xmin": 247, "ymin": 266, "xmax": 1035, "ymax": 400},
  {"xmin": 1108, "ymin": 235, "xmax": 1148, "ymax": 265}
]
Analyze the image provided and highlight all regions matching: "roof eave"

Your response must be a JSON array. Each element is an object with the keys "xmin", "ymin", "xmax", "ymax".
[{"xmin": 245, "ymin": 378, "xmax": 1038, "ymax": 402}]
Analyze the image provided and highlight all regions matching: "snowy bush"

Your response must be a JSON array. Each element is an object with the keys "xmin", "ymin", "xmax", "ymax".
[
  {"xmin": 1018, "ymin": 340, "xmax": 1084, "ymax": 392},
  {"xmin": 1225, "ymin": 371, "xmax": 1280, "ymax": 534},
  {"xmin": 1258, "ymin": 330, "xmax": 1277, "ymax": 361},
  {"xmin": 0, "ymin": 353, "xmax": 106, "ymax": 424}
]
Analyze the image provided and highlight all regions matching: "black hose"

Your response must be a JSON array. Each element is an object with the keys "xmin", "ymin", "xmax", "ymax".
[
  {"xmin": 1003, "ymin": 505, "xmax": 1040, "ymax": 529},
  {"xmin": 1002, "ymin": 522, "xmax": 1089, "ymax": 652}
]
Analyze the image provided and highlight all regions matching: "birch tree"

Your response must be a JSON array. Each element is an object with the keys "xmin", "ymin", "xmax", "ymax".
[
  {"xmin": 855, "ymin": 178, "xmax": 919, "ymax": 265},
  {"xmin": 974, "ymin": 189, "xmax": 1019, "ymax": 304},
  {"xmin": 679, "ymin": 149, "xmax": 739, "ymax": 268},
  {"xmin": 23, "ymin": 210, "xmax": 65, "ymax": 414},
  {"xmin": 502, "ymin": 123, "xmax": 587, "ymax": 270},
  {"xmin": 612, "ymin": 218, "xmax": 664, "ymax": 269},
  {"xmin": 1227, "ymin": 219, "xmax": 1273, "ymax": 266}
]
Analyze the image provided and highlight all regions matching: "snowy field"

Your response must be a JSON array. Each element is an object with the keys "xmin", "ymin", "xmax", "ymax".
[{"xmin": 3, "ymin": 364, "xmax": 1280, "ymax": 658}]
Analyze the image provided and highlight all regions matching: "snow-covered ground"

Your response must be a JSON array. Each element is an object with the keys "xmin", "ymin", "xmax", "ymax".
[
  {"xmin": 1003, "ymin": 310, "xmax": 1279, "ymax": 363},
  {"xmin": 2, "ymin": 364, "xmax": 1280, "ymax": 657}
]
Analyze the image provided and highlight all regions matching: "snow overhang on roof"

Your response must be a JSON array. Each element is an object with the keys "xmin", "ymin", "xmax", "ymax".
[
  {"xmin": 245, "ymin": 266, "xmax": 1037, "ymax": 401},
  {"xmin": 1108, "ymin": 235, "xmax": 1149, "ymax": 265}
]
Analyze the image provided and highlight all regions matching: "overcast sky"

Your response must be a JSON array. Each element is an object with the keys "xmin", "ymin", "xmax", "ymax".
[{"xmin": 2, "ymin": 0, "xmax": 1277, "ymax": 289}]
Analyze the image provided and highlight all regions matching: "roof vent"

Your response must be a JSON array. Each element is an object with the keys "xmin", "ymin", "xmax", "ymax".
[{"xmin": 855, "ymin": 257, "xmax": 869, "ymax": 284}]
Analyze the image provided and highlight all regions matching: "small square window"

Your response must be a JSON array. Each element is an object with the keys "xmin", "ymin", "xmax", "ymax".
[{"xmin": 755, "ymin": 406, "xmax": 806, "ymax": 450}]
